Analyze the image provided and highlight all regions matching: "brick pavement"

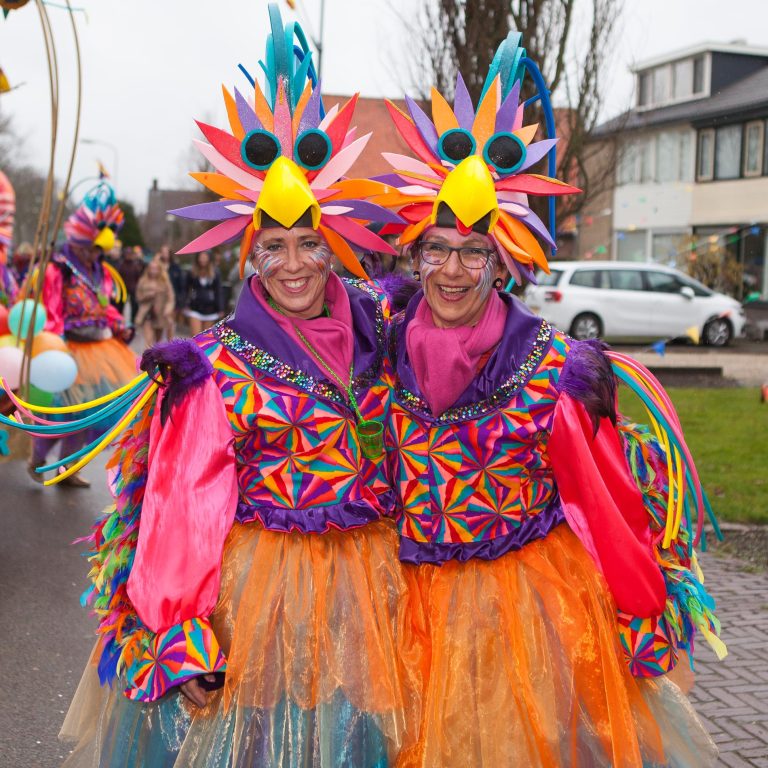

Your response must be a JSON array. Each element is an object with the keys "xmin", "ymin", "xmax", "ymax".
[{"xmin": 689, "ymin": 551, "xmax": 768, "ymax": 766}]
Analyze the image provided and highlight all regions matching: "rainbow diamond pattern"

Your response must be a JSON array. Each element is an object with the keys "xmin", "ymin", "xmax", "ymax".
[
  {"xmin": 617, "ymin": 611, "xmax": 677, "ymax": 677},
  {"xmin": 125, "ymin": 617, "xmax": 226, "ymax": 701},
  {"xmin": 392, "ymin": 330, "xmax": 569, "ymax": 547}
]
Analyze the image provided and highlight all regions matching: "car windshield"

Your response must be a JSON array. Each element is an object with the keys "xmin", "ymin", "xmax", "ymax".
[{"xmin": 535, "ymin": 269, "xmax": 563, "ymax": 287}]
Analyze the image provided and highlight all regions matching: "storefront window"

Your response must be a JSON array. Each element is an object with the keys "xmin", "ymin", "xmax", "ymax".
[{"xmin": 616, "ymin": 231, "xmax": 647, "ymax": 262}]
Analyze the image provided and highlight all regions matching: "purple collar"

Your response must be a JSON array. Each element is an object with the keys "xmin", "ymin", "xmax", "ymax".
[
  {"xmin": 226, "ymin": 276, "xmax": 384, "ymax": 389},
  {"xmin": 392, "ymin": 290, "xmax": 552, "ymax": 421}
]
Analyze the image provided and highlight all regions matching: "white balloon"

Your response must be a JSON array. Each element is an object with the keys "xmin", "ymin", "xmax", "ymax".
[
  {"xmin": 0, "ymin": 346, "xmax": 24, "ymax": 390},
  {"xmin": 29, "ymin": 350, "xmax": 79, "ymax": 393}
]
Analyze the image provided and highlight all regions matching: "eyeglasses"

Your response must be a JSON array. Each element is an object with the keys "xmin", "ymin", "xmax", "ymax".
[{"xmin": 417, "ymin": 241, "xmax": 495, "ymax": 270}]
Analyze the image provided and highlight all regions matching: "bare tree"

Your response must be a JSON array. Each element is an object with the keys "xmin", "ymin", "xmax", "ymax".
[{"xmin": 404, "ymin": 0, "xmax": 624, "ymax": 237}]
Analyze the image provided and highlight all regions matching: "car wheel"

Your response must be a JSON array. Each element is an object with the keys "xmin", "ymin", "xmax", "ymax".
[
  {"xmin": 703, "ymin": 318, "xmax": 732, "ymax": 347},
  {"xmin": 569, "ymin": 313, "xmax": 603, "ymax": 340}
]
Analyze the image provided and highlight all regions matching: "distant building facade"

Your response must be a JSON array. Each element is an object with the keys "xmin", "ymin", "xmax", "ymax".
[
  {"xmin": 581, "ymin": 42, "xmax": 768, "ymax": 298},
  {"xmin": 142, "ymin": 179, "xmax": 210, "ymax": 253}
]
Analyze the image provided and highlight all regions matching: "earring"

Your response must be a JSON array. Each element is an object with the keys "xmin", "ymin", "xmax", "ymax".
[
  {"xmin": 413, "ymin": 270, "xmax": 421, "ymax": 282},
  {"xmin": 493, "ymin": 277, "xmax": 503, "ymax": 290}
]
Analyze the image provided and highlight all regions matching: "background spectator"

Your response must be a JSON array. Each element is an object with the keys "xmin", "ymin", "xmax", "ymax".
[
  {"xmin": 135, "ymin": 257, "xmax": 175, "ymax": 348},
  {"xmin": 117, "ymin": 245, "xmax": 145, "ymax": 324},
  {"xmin": 183, "ymin": 250, "xmax": 223, "ymax": 335}
]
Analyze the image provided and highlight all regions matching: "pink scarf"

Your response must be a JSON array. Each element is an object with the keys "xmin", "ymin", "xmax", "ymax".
[
  {"xmin": 406, "ymin": 291, "xmax": 507, "ymax": 416},
  {"xmin": 252, "ymin": 272, "xmax": 354, "ymax": 385}
]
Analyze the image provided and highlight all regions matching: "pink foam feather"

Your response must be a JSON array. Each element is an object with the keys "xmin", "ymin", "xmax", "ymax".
[
  {"xmin": 341, "ymin": 127, "xmax": 357, "ymax": 150},
  {"xmin": 513, "ymin": 104, "xmax": 524, "ymax": 131},
  {"xmin": 499, "ymin": 201, "xmax": 529, "ymax": 217},
  {"xmin": 322, "ymin": 215, "xmax": 397, "ymax": 255},
  {"xmin": 310, "ymin": 133, "xmax": 371, "ymax": 190},
  {"xmin": 177, "ymin": 216, "xmax": 249, "ymax": 254},
  {"xmin": 382, "ymin": 152, "xmax": 441, "ymax": 178},
  {"xmin": 193, "ymin": 140, "xmax": 262, "ymax": 191},
  {"xmin": 318, "ymin": 104, "xmax": 340, "ymax": 131}
]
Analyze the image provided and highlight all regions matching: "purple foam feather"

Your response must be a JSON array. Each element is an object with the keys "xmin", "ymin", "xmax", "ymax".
[
  {"xmin": 298, "ymin": 84, "xmax": 323, "ymax": 135},
  {"xmin": 556, "ymin": 338, "xmax": 616, "ymax": 432},
  {"xmin": 234, "ymin": 87, "xmax": 262, "ymax": 133},
  {"xmin": 168, "ymin": 201, "xmax": 242, "ymax": 221},
  {"xmin": 140, "ymin": 338, "xmax": 213, "ymax": 425},
  {"xmin": 404, "ymin": 95, "xmax": 439, "ymax": 153},
  {"xmin": 495, "ymin": 81, "xmax": 521, "ymax": 132},
  {"xmin": 519, "ymin": 206, "xmax": 556, "ymax": 248},
  {"xmin": 518, "ymin": 138, "xmax": 559, "ymax": 172},
  {"xmin": 453, "ymin": 72, "xmax": 475, "ymax": 130},
  {"xmin": 371, "ymin": 173, "xmax": 409, "ymax": 187},
  {"xmin": 323, "ymin": 199, "xmax": 404, "ymax": 224}
]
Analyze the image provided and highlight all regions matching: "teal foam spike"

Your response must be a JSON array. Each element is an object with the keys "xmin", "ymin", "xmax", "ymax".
[
  {"xmin": 480, "ymin": 31, "xmax": 525, "ymax": 102},
  {"xmin": 268, "ymin": 2, "xmax": 292, "ymax": 103},
  {"xmin": 292, "ymin": 50, "xmax": 313, "ymax": 107}
]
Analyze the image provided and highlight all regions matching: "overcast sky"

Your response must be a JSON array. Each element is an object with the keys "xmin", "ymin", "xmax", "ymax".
[{"xmin": 0, "ymin": 0, "xmax": 765, "ymax": 212}]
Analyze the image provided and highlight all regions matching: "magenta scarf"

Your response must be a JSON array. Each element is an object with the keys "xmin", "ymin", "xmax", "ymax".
[
  {"xmin": 252, "ymin": 272, "xmax": 354, "ymax": 386},
  {"xmin": 406, "ymin": 291, "xmax": 507, "ymax": 416}
]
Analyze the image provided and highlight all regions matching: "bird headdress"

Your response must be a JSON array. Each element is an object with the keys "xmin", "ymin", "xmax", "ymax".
[
  {"xmin": 171, "ymin": 3, "xmax": 402, "ymax": 280},
  {"xmin": 371, "ymin": 32, "xmax": 580, "ymax": 285},
  {"xmin": 63, "ymin": 180, "xmax": 124, "ymax": 253}
]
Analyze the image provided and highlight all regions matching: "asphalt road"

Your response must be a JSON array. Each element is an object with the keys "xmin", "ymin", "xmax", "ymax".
[{"xmin": 0, "ymin": 454, "xmax": 111, "ymax": 767}]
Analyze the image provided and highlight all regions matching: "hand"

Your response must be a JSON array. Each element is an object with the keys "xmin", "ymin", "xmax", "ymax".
[{"xmin": 179, "ymin": 674, "xmax": 218, "ymax": 708}]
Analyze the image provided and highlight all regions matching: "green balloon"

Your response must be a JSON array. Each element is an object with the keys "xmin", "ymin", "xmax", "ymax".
[{"xmin": 28, "ymin": 384, "xmax": 54, "ymax": 407}]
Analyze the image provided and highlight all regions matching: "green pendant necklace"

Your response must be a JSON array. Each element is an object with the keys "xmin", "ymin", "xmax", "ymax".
[{"xmin": 267, "ymin": 296, "xmax": 384, "ymax": 459}]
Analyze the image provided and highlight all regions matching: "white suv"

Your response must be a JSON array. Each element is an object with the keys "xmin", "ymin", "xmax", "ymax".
[{"xmin": 523, "ymin": 261, "xmax": 746, "ymax": 346}]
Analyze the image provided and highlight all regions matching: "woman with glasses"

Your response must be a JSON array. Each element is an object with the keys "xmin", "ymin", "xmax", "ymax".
[
  {"xmin": 375, "ymin": 34, "xmax": 722, "ymax": 768},
  {"xmin": 56, "ymin": 10, "xmax": 419, "ymax": 767}
]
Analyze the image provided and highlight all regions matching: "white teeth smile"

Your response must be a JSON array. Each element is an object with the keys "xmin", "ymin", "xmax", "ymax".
[
  {"xmin": 283, "ymin": 279, "xmax": 308, "ymax": 289},
  {"xmin": 439, "ymin": 286, "xmax": 468, "ymax": 294}
]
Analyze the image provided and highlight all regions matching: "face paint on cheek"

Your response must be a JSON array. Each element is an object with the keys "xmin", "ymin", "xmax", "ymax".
[
  {"xmin": 253, "ymin": 246, "xmax": 283, "ymax": 280},
  {"xmin": 419, "ymin": 258, "xmax": 440, "ymax": 285},
  {"xmin": 473, "ymin": 259, "xmax": 495, "ymax": 297},
  {"xmin": 307, "ymin": 245, "xmax": 332, "ymax": 281}
]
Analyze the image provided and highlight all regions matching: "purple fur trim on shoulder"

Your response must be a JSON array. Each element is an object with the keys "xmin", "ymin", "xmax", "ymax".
[
  {"xmin": 140, "ymin": 338, "xmax": 213, "ymax": 424},
  {"xmin": 375, "ymin": 272, "xmax": 420, "ymax": 314},
  {"xmin": 557, "ymin": 339, "xmax": 617, "ymax": 431}
]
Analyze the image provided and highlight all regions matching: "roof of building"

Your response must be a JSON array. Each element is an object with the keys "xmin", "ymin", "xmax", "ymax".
[
  {"xmin": 595, "ymin": 65, "xmax": 768, "ymax": 135},
  {"xmin": 633, "ymin": 41, "xmax": 768, "ymax": 72}
]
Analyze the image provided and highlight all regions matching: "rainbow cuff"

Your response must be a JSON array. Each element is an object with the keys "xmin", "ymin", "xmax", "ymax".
[
  {"xmin": 618, "ymin": 611, "xmax": 678, "ymax": 678},
  {"xmin": 124, "ymin": 617, "xmax": 226, "ymax": 701}
]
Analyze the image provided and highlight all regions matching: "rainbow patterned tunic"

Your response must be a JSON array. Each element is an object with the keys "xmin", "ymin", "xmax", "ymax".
[
  {"xmin": 388, "ymin": 291, "xmax": 719, "ymax": 679},
  {"xmin": 198, "ymin": 277, "xmax": 394, "ymax": 532}
]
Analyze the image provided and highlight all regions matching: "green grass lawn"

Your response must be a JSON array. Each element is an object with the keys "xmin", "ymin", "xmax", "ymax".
[{"xmin": 618, "ymin": 387, "xmax": 768, "ymax": 525}]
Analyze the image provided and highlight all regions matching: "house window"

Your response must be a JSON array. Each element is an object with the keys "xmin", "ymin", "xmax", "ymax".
[
  {"xmin": 679, "ymin": 131, "xmax": 694, "ymax": 181},
  {"xmin": 673, "ymin": 59, "xmax": 693, "ymax": 100},
  {"xmin": 617, "ymin": 143, "xmax": 639, "ymax": 185},
  {"xmin": 616, "ymin": 230, "xmax": 647, "ymax": 262},
  {"xmin": 652, "ymin": 232, "xmax": 689, "ymax": 267},
  {"xmin": 653, "ymin": 66, "xmax": 670, "ymax": 104},
  {"xmin": 697, "ymin": 129, "xmax": 714, "ymax": 181},
  {"xmin": 693, "ymin": 56, "xmax": 706, "ymax": 94},
  {"xmin": 656, "ymin": 132, "xmax": 679, "ymax": 182},
  {"xmin": 639, "ymin": 137, "xmax": 654, "ymax": 182},
  {"xmin": 714, "ymin": 125, "xmax": 742, "ymax": 180},
  {"xmin": 743, "ymin": 121, "xmax": 764, "ymax": 177},
  {"xmin": 638, "ymin": 72, "xmax": 652, "ymax": 107}
]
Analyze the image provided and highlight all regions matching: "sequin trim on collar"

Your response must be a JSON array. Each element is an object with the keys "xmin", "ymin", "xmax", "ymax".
[
  {"xmin": 393, "ymin": 319, "xmax": 554, "ymax": 424},
  {"xmin": 212, "ymin": 280, "xmax": 385, "ymax": 404}
]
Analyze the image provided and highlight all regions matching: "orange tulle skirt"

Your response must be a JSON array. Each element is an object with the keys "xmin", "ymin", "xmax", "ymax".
[
  {"xmin": 396, "ymin": 524, "xmax": 716, "ymax": 768},
  {"xmin": 61, "ymin": 518, "xmax": 423, "ymax": 767},
  {"xmin": 60, "ymin": 337, "xmax": 137, "ymax": 406}
]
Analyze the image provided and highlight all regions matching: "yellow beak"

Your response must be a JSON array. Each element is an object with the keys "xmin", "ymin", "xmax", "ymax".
[
  {"xmin": 432, "ymin": 155, "xmax": 499, "ymax": 232},
  {"xmin": 254, "ymin": 156, "xmax": 321, "ymax": 230},
  {"xmin": 93, "ymin": 226, "xmax": 116, "ymax": 252}
]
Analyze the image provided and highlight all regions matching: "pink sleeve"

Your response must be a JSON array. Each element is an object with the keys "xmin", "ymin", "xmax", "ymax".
[
  {"xmin": 42, "ymin": 264, "xmax": 64, "ymax": 334},
  {"xmin": 127, "ymin": 376, "xmax": 238, "ymax": 632},
  {"xmin": 548, "ymin": 392, "xmax": 666, "ymax": 617}
]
